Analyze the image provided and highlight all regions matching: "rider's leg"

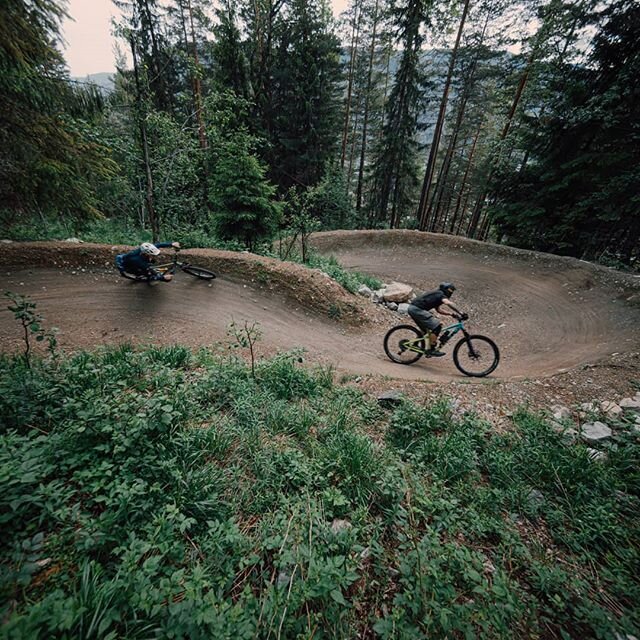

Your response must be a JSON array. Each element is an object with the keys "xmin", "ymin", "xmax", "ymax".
[{"xmin": 408, "ymin": 306, "xmax": 444, "ymax": 354}]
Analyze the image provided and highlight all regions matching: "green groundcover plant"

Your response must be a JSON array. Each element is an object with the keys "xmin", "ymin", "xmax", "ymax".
[{"xmin": 0, "ymin": 344, "xmax": 638, "ymax": 639}]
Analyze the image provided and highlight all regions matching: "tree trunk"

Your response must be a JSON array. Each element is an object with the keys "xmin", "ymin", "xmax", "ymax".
[
  {"xmin": 187, "ymin": 0, "xmax": 207, "ymax": 150},
  {"xmin": 356, "ymin": 0, "xmax": 379, "ymax": 215},
  {"xmin": 417, "ymin": 0, "xmax": 470, "ymax": 230},
  {"xmin": 341, "ymin": 0, "xmax": 362, "ymax": 168},
  {"xmin": 449, "ymin": 123, "xmax": 480, "ymax": 234},
  {"xmin": 131, "ymin": 36, "xmax": 159, "ymax": 242},
  {"xmin": 427, "ymin": 95, "xmax": 468, "ymax": 232}
]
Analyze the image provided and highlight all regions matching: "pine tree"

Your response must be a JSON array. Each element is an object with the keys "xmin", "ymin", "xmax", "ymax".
[
  {"xmin": 209, "ymin": 136, "xmax": 283, "ymax": 250},
  {"xmin": 268, "ymin": 0, "xmax": 343, "ymax": 190},
  {"xmin": 369, "ymin": 0, "xmax": 434, "ymax": 228},
  {"xmin": 0, "ymin": 0, "xmax": 114, "ymax": 225}
]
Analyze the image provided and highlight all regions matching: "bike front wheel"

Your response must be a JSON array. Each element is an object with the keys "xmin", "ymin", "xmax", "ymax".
[
  {"xmin": 383, "ymin": 325, "xmax": 426, "ymax": 365},
  {"xmin": 181, "ymin": 265, "xmax": 216, "ymax": 280},
  {"xmin": 453, "ymin": 335, "xmax": 500, "ymax": 377}
]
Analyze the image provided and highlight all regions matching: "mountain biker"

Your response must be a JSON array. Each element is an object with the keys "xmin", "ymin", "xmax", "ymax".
[
  {"xmin": 115, "ymin": 242, "xmax": 180, "ymax": 281},
  {"xmin": 407, "ymin": 282, "xmax": 466, "ymax": 356}
]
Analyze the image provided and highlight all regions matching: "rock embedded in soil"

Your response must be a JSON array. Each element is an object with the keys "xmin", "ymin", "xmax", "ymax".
[
  {"xmin": 619, "ymin": 397, "xmax": 640, "ymax": 414},
  {"xmin": 377, "ymin": 390, "xmax": 404, "ymax": 407},
  {"xmin": 550, "ymin": 404, "xmax": 572, "ymax": 422},
  {"xmin": 358, "ymin": 284, "xmax": 373, "ymax": 297},
  {"xmin": 600, "ymin": 400, "xmax": 622, "ymax": 417},
  {"xmin": 382, "ymin": 282, "xmax": 413, "ymax": 303},
  {"xmin": 586, "ymin": 448, "xmax": 607, "ymax": 461},
  {"xmin": 397, "ymin": 303, "xmax": 410, "ymax": 315},
  {"xmin": 580, "ymin": 421, "xmax": 612, "ymax": 443},
  {"xmin": 331, "ymin": 519, "xmax": 352, "ymax": 534}
]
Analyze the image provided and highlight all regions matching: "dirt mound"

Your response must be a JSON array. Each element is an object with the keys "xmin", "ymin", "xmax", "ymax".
[{"xmin": 311, "ymin": 230, "xmax": 640, "ymax": 306}]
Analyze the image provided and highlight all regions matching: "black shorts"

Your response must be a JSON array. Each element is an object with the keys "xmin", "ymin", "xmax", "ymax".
[{"xmin": 408, "ymin": 305, "xmax": 442, "ymax": 334}]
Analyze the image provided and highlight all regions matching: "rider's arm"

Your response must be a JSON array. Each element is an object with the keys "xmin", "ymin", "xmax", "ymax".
[
  {"xmin": 437, "ymin": 298, "xmax": 463, "ymax": 316},
  {"xmin": 154, "ymin": 242, "xmax": 180, "ymax": 249}
]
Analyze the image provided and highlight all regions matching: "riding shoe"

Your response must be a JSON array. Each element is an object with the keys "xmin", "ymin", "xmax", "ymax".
[{"xmin": 426, "ymin": 348, "xmax": 446, "ymax": 357}]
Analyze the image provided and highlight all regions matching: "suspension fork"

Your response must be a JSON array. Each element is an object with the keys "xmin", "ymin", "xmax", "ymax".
[{"xmin": 462, "ymin": 330, "xmax": 478, "ymax": 357}]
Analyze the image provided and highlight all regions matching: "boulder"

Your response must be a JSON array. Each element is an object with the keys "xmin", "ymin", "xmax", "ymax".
[
  {"xmin": 382, "ymin": 282, "xmax": 413, "ymax": 303},
  {"xmin": 581, "ymin": 421, "xmax": 612, "ymax": 444},
  {"xmin": 357, "ymin": 284, "xmax": 373, "ymax": 297}
]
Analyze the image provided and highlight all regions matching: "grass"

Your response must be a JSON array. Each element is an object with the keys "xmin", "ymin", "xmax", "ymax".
[{"xmin": 0, "ymin": 344, "xmax": 638, "ymax": 638}]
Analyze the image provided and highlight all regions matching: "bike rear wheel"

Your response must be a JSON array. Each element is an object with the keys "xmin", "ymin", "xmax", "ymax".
[
  {"xmin": 383, "ymin": 325, "xmax": 426, "ymax": 365},
  {"xmin": 453, "ymin": 335, "xmax": 500, "ymax": 377},
  {"xmin": 181, "ymin": 265, "xmax": 216, "ymax": 280}
]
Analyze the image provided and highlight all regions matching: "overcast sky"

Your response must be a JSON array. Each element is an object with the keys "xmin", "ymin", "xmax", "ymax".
[{"xmin": 62, "ymin": 0, "xmax": 350, "ymax": 76}]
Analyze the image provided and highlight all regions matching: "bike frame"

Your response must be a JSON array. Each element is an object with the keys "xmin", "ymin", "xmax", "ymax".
[
  {"xmin": 403, "ymin": 320, "xmax": 468, "ymax": 354},
  {"xmin": 151, "ymin": 249, "xmax": 194, "ymax": 276}
]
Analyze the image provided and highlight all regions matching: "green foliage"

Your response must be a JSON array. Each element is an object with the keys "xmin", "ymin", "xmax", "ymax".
[
  {"xmin": 208, "ymin": 135, "xmax": 283, "ymax": 250},
  {"xmin": 490, "ymin": 0, "xmax": 640, "ymax": 263},
  {"xmin": 1, "ymin": 346, "xmax": 638, "ymax": 637},
  {"xmin": 4, "ymin": 292, "xmax": 58, "ymax": 368},
  {"xmin": 303, "ymin": 165, "xmax": 355, "ymax": 230},
  {"xmin": 302, "ymin": 252, "xmax": 381, "ymax": 294},
  {"xmin": 0, "ymin": 0, "xmax": 116, "ymax": 225}
]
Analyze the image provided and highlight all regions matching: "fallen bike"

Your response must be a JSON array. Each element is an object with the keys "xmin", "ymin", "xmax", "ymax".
[{"xmin": 383, "ymin": 314, "xmax": 500, "ymax": 377}]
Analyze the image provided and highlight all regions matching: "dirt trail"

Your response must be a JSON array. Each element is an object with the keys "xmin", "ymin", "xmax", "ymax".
[{"xmin": 0, "ymin": 233, "xmax": 639, "ymax": 384}]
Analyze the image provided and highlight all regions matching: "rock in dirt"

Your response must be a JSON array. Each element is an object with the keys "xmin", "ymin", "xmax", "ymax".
[
  {"xmin": 581, "ymin": 421, "xmax": 612, "ymax": 444},
  {"xmin": 63, "ymin": 237, "xmax": 83, "ymax": 243},
  {"xmin": 397, "ymin": 303, "xmax": 410, "ymax": 315},
  {"xmin": 586, "ymin": 448, "xmax": 607, "ymax": 461},
  {"xmin": 358, "ymin": 284, "xmax": 373, "ymax": 297},
  {"xmin": 600, "ymin": 400, "xmax": 622, "ymax": 417},
  {"xmin": 620, "ymin": 397, "xmax": 640, "ymax": 414},
  {"xmin": 550, "ymin": 404, "xmax": 572, "ymax": 422},
  {"xmin": 377, "ymin": 390, "xmax": 404, "ymax": 407},
  {"xmin": 331, "ymin": 519, "xmax": 352, "ymax": 534},
  {"xmin": 382, "ymin": 282, "xmax": 413, "ymax": 303}
]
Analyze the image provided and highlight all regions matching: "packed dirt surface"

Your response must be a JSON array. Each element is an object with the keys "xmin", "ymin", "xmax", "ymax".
[{"xmin": 1, "ymin": 233, "xmax": 639, "ymax": 417}]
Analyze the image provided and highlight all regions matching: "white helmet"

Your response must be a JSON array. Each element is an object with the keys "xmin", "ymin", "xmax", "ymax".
[{"xmin": 140, "ymin": 242, "xmax": 160, "ymax": 256}]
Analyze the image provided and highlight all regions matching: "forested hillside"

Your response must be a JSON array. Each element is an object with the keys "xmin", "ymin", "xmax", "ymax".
[{"xmin": 1, "ymin": 0, "xmax": 638, "ymax": 263}]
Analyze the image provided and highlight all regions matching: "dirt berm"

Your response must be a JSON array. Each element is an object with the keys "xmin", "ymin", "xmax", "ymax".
[{"xmin": 0, "ymin": 241, "xmax": 389, "ymax": 327}]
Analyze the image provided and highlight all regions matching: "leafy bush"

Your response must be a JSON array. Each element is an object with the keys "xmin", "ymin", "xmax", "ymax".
[{"xmin": 1, "ymin": 347, "xmax": 638, "ymax": 638}]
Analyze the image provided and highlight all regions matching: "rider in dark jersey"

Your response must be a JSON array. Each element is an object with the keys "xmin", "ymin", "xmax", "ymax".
[
  {"xmin": 408, "ymin": 282, "xmax": 464, "ymax": 356},
  {"xmin": 115, "ymin": 242, "xmax": 180, "ymax": 281}
]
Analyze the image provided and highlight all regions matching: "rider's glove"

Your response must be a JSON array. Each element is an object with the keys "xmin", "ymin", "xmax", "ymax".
[{"xmin": 460, "ymin": 313, "xmax": 469, "ymax": 321}]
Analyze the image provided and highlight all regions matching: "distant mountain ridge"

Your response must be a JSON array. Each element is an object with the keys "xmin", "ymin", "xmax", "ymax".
[{"xmin": 72, "ymin": 72, "xmax": 115, "ymax": 93}]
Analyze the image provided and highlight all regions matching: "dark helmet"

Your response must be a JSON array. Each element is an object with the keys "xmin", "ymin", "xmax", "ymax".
[{"xmin": 439, "ymin": 282, "xmax": 456, "ymax": 297}]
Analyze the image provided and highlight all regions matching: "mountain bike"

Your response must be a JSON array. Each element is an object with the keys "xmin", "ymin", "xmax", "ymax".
[
  {"xmin": 383, "ymin": 314, "xmax": 500, "ymax": 377},
  {"xmin": 119, "ymin": 247, "xmax": 216, "ymax": 282}
]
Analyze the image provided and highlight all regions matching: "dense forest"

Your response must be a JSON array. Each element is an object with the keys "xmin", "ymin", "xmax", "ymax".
[{"xmin": 1, "ymin": 0, "xmax": 638, "ymax": 263}]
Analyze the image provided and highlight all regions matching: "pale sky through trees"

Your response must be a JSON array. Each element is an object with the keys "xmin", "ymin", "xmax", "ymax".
[{"xmin": 62, "ymin": 0, "xmax": 350, "ymax": 76}]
